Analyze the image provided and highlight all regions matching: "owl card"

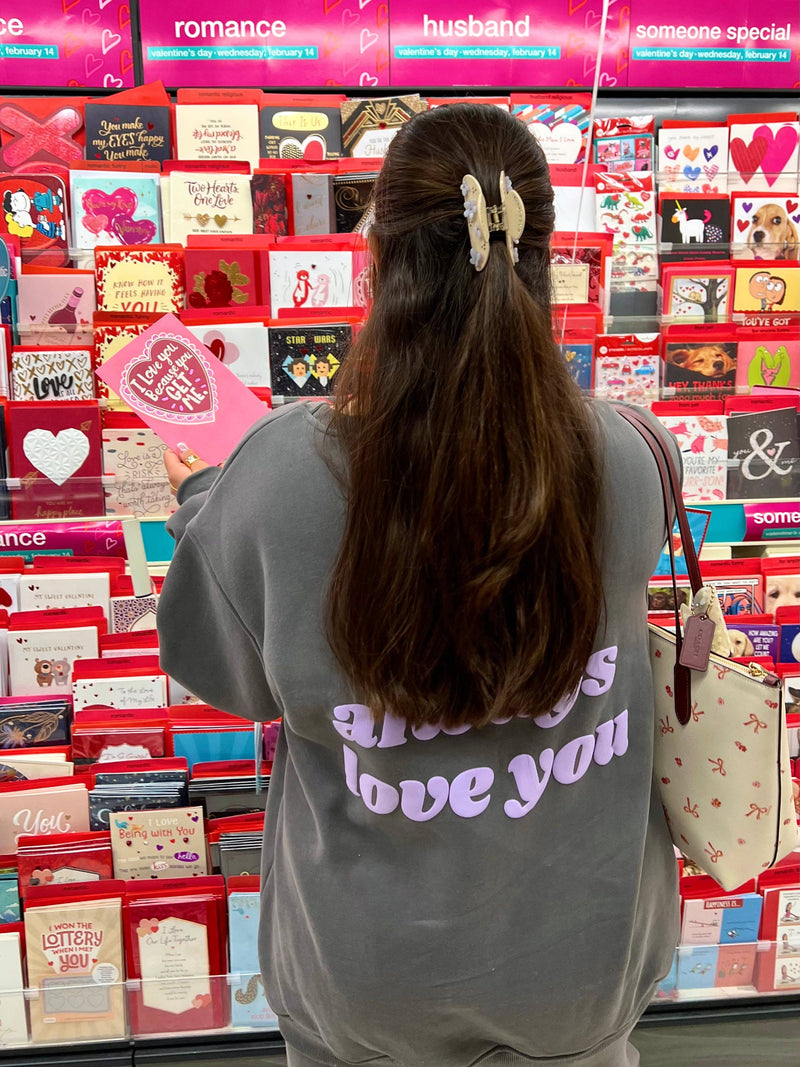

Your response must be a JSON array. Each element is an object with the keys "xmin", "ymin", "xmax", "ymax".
[
  {"xmin": 661, "ymin": 262, "xmax": 734, "ymax": 324},
  {"xmin": 268, "ymin": 247, "xmax": 354, "ymax": 317}
]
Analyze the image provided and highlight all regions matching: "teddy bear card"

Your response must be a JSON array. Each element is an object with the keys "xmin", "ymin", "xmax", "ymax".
[
  {"xmin": 8, "ymin": 607, "xmax": 105, "ymax": 697},
  {"xmin": 96, "ymin": 313, "xmax": 268, "ymax": 466}
]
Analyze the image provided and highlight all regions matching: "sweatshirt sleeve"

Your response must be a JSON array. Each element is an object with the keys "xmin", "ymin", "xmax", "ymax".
[{"xmin": 157, "ymin": 524, "xmax": 282, "ymax": 723}]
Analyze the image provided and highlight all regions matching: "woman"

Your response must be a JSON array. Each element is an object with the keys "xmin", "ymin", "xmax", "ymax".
[{"xmin": 158, "ymin": 104, "xmax": 681, "ymax": 1067}]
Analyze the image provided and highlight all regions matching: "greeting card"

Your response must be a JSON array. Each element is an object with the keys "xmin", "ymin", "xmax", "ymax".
[
  {"xmin": 175, "ymin": 105, "xmax": 260, "ymax": 169},
  {"xmin": 727, "ymin": 406, "xmax": 800, "ymax": 500},
  {"xmin": 0, "ymin": 929, "xmax": 28, "ymax": 1046},
  {"xmin": 184, "ymin": 249, "xmax": 261, "ymax": 310},
  {"xmin": 185, "ymin": 321, "xmax": 271, "ymax": 389},
  {"xmin": 16, "ymin": 272, "xmax": 95, "ymax": 347},
  {"xmin": 550, "ymin": 164, "xmax": 599, "ymax": 235},
  {"xmin": 125, "ymin": 881, "xmax": 227, "ymax": 1034},
  {"xmin": 725, "ymin": 616, "xmax": 779, "ymax": 660},
  {"xmin": 6, "ymin": 400, "xmax": 104, "ymax": 520},
  {"xmin": 658, "ymin": 194, "xmax": 730, "ymax": 262},
  {"xmin": 167, "ymin": 173, "xmax": 254, "ymax": 246},
  {"xmin": 268, "ymin": 322, "xmax": 350, "ymax": 397},
  {"xmin": 0, "ymin": 99, "xmax": 84, "ymax": 174},
  {"xmin": 83, "ymin": 104, "xmax": 172, "ymax": 165},
  {"xmin": 731, "ymin": 193, "xmax": 800, "ymax": 262},
  {"xmin": 110, "ymin": 806, "xmax": 207, "ymax": 880},
  {"xmin": 661, "ymin": 263, "xmax": 734, "ymax": 324},
  {"xmin": 681, "ymin": 894, "xmax": 763, "ymax": 945},
  {"xmin": 16, "ymin": 830, "xmax": 112, "ymax": 892},
  {"xmin": 735, "ymin": 333, "xmax": 799, "ymax": 392},
  {"xmin": 0, "ymin": 694, "xmax": 72, "ymax": 749},
  {"xmin": 0, "ymin": 173, "xmax": 68, "ymax": 265},
  {"xmin": 0, "ymin": 780, "xmax": 89, "ymax": 853},
  {"xmin": 656, "ymin": 126, "xmax": 729, "ymax": 194},
  {"xmin": 70, "ymin": 171, "xmax": 162, "ymax": 252},
  {"xmin": 18, "ymin": 572, "xmax": 110, "ymax": 616},
  {"xmin": 260, "ymin": 96, "xmax": 344, "ymax": 159},
  {"xmin": 7, "ymin": 607, "xmax": 103, "ymax": 696},
  {"xmin": 732, "ymin": 263, "xmax": 800, "ymax": 316},
  {"xmin": 341, "ymin": 96, "xmax": 427, "ymax": 158},
  {"xmin": 333, "ymin": 173, "xmax": 377, "ymax": 233},
  {"xmin": 72, "ymin": 656, "xmax": 167, "ymax": 712},
  {"xmin": 662, "ymin": 334, "xmax": 737, "ymax": 399},
  {"xmin": 109, "ymin": 590, "xmax": 159, "ymax": 634},
  {"xmin": 268, "ymin": 246, "xmax": 354, "ymax": 316},
  {"xmin": 102, "ymin": 413, "xmax": 173, "ymax": 519},
  {"xmin": 728, "ymin": 120, "xmax": 800, "ymax": 192},
  {"xmin": 71, "ymin": 709, "xmax": 165, "ymax": 763},
  {"xmin": 655, "ymin": 411, "xmax": 727, "ymax": 502},
  {"xmin": 511, "ymin": 94, "xmax": 592, "ymax": 165},
  {"xmin": 94, "ymin": 245, "xmax": 185, "ymax": 314},
  {"xmin": 96, "ymin": 314, "xmax": 268, "ymax": 466},
  {"xmin": 24, "ymin": 894, "xmax": 125, "ymax": 1042},
  {"xmin": 228, "ymin": 884, "xmax": 278, "ymax": 1029},
  {"xmin": 10, "ymin": 347, "xmax": 94, "ymax": 402},
  {"xmin": 288, "ymin": 172, "xmax": 334, "ymax": 236},
  {"xmin": 251, "ymin": 173, "xmax": 289, "ymax": 238},
  {"xmin": 93, "ymin": 313, "xmax": 157, "ymax": 408}
]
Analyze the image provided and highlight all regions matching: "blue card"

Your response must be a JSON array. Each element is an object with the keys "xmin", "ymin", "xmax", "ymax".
[
  {"xmin": 69, "ymin": 171, "xmax": 162, "ymax": 252},
  {"xmin": 228, "ymin": 890, "xmax": 279, "ymax": 1029}
]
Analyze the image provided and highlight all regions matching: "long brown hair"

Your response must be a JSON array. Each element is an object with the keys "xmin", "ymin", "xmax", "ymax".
[{"xmin": 327, "ymin": 104, "xmax": 603, "ymax": 729}]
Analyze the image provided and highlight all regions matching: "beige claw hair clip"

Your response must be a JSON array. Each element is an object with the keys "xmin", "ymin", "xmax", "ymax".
[{"xmin": 460, "ymin": 170, "xmax": 526, "ymax": 272}]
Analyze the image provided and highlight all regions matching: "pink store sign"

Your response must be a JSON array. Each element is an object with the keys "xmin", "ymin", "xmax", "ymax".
[
  {"xmin": 388, "ymin": 0, "xmax": 625, "ymax": 87},
  {"xmin": 627, "ymin": 0, "xmax": 800, "ymax": 89},
  {"xmin": 0, "ymin": 0, "xmax": 135, "ymax": 89},
  {"xmin": 138, "ymin": 0, "xmax": 390, "ymax": 89},
  {"xmin": 743, "ymin": 503, "xmax": 800, "ymax": 541}
]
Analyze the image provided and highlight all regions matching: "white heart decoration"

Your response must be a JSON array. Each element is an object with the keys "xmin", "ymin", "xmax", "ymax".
[
  {"xmin": 23, "ymin": 428, "xmax": 90, "ymax": 486},
  {"xmin": 528, "ymin": 121, "xmax": 583, "ymax": 165}
]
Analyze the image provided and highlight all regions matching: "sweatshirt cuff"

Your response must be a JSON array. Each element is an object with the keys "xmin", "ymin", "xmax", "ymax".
[{"xmin": 175, "ymin": 466, "xmax": 219, "ymax": 505}]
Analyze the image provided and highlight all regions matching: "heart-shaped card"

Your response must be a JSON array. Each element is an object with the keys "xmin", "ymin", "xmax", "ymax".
[{"xmin": 96, "ymin": 314, "xmax": 268, "ymax": 465}]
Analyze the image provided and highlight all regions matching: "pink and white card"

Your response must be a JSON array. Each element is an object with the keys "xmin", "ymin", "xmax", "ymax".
[
  {"xmin": 728, "ymin": 121, "xmax": 800, "ymax": 193},
  {"xmin": 96, "ymin": 314, "xmax": 269, "ymax": 465}
]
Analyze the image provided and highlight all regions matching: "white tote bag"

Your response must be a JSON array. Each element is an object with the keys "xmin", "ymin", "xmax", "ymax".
[{"xmin": 616, "ymin": 405, "xmax": 797, "ymax": 892}]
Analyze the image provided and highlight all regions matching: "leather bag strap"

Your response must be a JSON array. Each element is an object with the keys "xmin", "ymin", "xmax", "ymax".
[{"xmin": 613, "ymin": 404, "xmax": 702, "ymax": 726}]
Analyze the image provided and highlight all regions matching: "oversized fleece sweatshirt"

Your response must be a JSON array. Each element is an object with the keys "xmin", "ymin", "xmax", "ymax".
[{"xmin": 157, "ymin": 399, "xmax": 681, "ymax": 1067}]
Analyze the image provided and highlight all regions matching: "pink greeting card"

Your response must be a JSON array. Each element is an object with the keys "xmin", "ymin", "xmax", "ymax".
[{"xmin": 95, "ymin": 314, "xmax": 268, "ymax": 465}]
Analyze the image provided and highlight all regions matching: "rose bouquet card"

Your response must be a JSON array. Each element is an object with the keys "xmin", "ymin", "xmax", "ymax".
[
  {"xmin": 70, "ymin": 171, "xmax": 162, "ymax": 253},
  {"xmin": 96, "ymin": 313, "xmax": 268, "ymax": 465},
  {"xmin": 731, "ymin": 193, "xmax": 800, "ymax": 262},
  {"xmin": 184, "ymin": 248, "xmax": 261, "ymax": 310},
  {"xmin": 10, "ymin": 347, "xmax": 95, "ymax": 402},
  {"xmin": 24, "ymin": 889, "xmax": 125, "ymax": 1042},
  {"xmin": 251, "ymin": 172, "xmax": 289, "ymax": 237},
  {"xmin": 6, "ymin": 400, "xmax": 104, "ymax": 520},
  {"xmin": 94, "ymin": 245, "xmax": 185, "ymax": 314}
]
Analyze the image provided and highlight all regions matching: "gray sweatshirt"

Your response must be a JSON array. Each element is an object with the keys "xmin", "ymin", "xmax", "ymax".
[{"xmin": 158, "ymin": 400, "xmax": 681, "ymax": 1067}]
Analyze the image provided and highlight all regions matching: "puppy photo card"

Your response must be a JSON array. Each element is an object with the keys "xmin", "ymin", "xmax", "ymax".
[
  {"xmin": 661, "ymin": 262, "xmax": 734, "ymax": 324},
  {"xmin": 731, "ymin": 194, "xmax": 800, "ymax": 262},
  {"xmin": 662, "ymin": 326, "xmax": 738, "ymax": 399}
]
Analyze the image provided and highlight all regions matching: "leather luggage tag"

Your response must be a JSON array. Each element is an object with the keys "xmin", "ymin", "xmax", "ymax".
[{"xmin": 679, "ymin": 613, "xmax": 716, "ymax": 671}]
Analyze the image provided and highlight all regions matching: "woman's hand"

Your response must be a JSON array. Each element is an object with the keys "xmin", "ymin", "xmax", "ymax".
[{"xmin": 164, "ymin": 444, "xmax": 213, "ymax": 494}]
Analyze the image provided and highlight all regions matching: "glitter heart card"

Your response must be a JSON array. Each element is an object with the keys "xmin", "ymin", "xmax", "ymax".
[
  {"xmin": 70, "ymin": 171, "xmax": 162, "ymax": 254},
  {"xmin": 260, "ymin": 95, "xmax": 345, "ymax": 160},
  {"xmin": 96, "ymin": 313, "xmax": 269, "ymax": 465},
  {"xmin": 6, "ymin": 400, "xmax": 103, "ymax": 521}
]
